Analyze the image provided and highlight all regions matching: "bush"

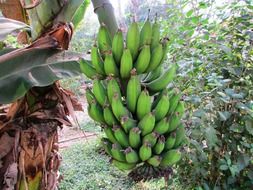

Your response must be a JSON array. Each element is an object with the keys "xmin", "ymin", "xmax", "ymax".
[{"xmin": 161, "ymin": 0, "xmax": 253, "ymax": 189}]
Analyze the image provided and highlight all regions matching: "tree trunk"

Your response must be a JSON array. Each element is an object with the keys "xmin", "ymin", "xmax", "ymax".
[
  {"xmin": 0, "ymin": 0, "xmax": 117, "ymax": 189},
  {"xmin": 91, "ymin": 0, "xmax": 118, "ymax": 37},
  {"xmin": 0, "ymin": 84, "xmax": 79, "ymax": 190}
]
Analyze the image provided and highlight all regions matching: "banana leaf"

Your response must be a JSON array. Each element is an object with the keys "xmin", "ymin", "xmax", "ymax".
[
  {"xmin": 0, "ymin": 17, "xmax": 30, "ymax": 40},
  {"xmin": 0, "ymin": 48, "xmax": 83, "ymax": 104},
  {"xmin": 56, "ymin": 0, "xmax": 90, "ymax": 28}
]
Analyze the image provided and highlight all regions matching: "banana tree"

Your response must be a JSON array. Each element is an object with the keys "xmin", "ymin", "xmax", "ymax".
[{"xmin": 0, "ymin": 0, "xmax": 117, "ymax": 189}]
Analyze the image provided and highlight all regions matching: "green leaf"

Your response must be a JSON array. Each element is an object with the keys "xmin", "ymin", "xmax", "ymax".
[
  {"xmin": 56, "ymin": 0, "xmax": 90, "ymax": 28},
  {"xmin": 199, "ymin": 2, "xmax": 208, "ymax": 9},
  {"xmin": 220, "ymin": 164, "xmax": 229, "ymax": 171},
  {"xmin": 219, "ymin": 45, "xmax": 232, "ymax": 56},
  {"xmin": 191, "ymin": 16, "xmax": 199, "ymax": 24},
  {"xmin": 203, "ymin": 33, "xmax": 209, "ymax": 40},
  {"xmin": 186, "ymin": 10, "xmax": 194, "ymax": 17},
  {"xmin": 205, "ymin": 126, "xmax": 218, "ymax": 148},
  {"xmin": 218, "ymin": 111, "xmax": 231, "ymax": 121},
  {"xmin": 193, "ymin": 109, "xmax": 206, "ymax": 118},
  {"xmin": 245, "ymin": 119, "xmax": 253, "ymax": 135},
  {"xmin": 237, "ymin": 155, "xmax": 250, "ymax": 172},
  {"xmin": 229, "ymin": 123, "xmax": 244, "ymax": 133},
  {"xmin": 71, "ymin": 0, "xmax": 90, "ymax": 28},
  {"xmin": 0, "ymin": 49, "xmax": 83, "ymax": 104},
  {"xmin": 0, "ymin": 17, "xmax": 30, "ymax": 41}
]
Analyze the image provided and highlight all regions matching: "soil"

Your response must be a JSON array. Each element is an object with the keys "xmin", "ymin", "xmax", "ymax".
[{"xmin": 58, "ymin": 98, "xmax": 98, "ymax": 149}]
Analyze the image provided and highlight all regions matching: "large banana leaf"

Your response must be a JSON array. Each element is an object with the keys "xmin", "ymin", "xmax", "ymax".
[{"xmin": 0, "ymin": 49, "xmax": 83, "ymax": 104}]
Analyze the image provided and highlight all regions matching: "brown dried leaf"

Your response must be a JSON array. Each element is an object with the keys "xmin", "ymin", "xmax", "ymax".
[
  {"xmin": 61, "ymin": 92, "xmax": 76, "ymax": 126},
  {"xmin": 3, "ymin": 162, "xmax": 18, "ymax": 190},
  {"xmin": 54, "ymin": 117, "xmax": 71, "ymax": 126},
  {"xmin": 0, "ymin": 133, "xmax": 14, "ymax": 159},
  {"xmin": 0, "ymin": 0, "xmax": 27, "ymax": 22}
]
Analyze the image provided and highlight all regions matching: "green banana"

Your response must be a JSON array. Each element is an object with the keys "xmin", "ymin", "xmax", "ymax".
[
  {"xmin": 151, "ymin": 89, "xmax": 168, "ymax": 109},
  {"xmin": 167, "ymin": 115, "xmax": 181, "ymax": 132},
  {"xmin": 91, "ymin": 45, "xmax": 105, "ymax": 75},
  {"xmin": 168, "ymin": 92, "xmax": 181, "ymax": 114},
  {"xmin": 80, "ymin": 59, "xmax": 102, "ymax": 79},
  {"xmin": 120, "ymin": 48, "xmax": 133, "ymax": 79},
  {"xmin": 120, "ymin": 116, "xmax": 137, "ymax": 133},
  {"xmin": 113, "ymin": 125, "xmax": 129, "ymax": 148},
  {"xmin": 143, "ymin": 65, "xmax": 162, "ymax": 83},
  {"xmin": 153, "ymin": 94, "xmax": 170, "ymax": 121},
  {"xmin": 97, "ymin": 24, "xmax": 112, "ymax": 55},
  {"xmin": 147, "ymin": 155, "xmax": 162, "ymax": 167},
  {"xmin": 112, "ymin": 29, "xmax": 124, "ymax": 65},
  {"xmin": 104, "ymin": 52, "xmax": 119, "ymax": 77},
  {"xmin": 111, "ymin": 93, "xmax": 130, "ymax": 121},
  {"xmin": 85, "ymin": 88, "xmax": 95, "ymax": 105},
  {"xmin": 126, "ymin": 69, "xmax": 141, "ymax": 113},
  {"xmin": 138, "ymin": 112, "xmax": 155, "ymax": 136},
  {"xmin": 125, "ymin": 147, "xmax": 139, "ymax": 164},
  {"xmin": 139, "ymin": 141, "xmax": 152, "ymax": 161},
  {"xmin": 160, "ymin": 149, "xmax": 181, "ymax": 167},
  {"xmin": 88, "ymin": 101, "xmax": 105, "ymax": 123},
  {"xmin": 145, "ymin": 64, "xmax": 177, "ymax": 92},
  {"xmin": 146, "ymin": 43, "xmax": 163, "ymax": 72},
  {"xmin": 112, "ymin": 159, "xmax": 136, "ymax": 171},
  {"xmin": 107, "ymin": 77, "xmax": 121, "ymax": 104},
  {"xmin": 111, "ymin": 143, "xmax": 125, "ymax": 162},
  {"xmin": 129, "ymin": 127, "xmax": 141, "ymax": 149},
  {"xmin": 126, "ymin": 21, "xmax": 140, "ymax": 61},
  {"xmin": 174, "ymin": 101, "xmax": 185, "ymax": 118},
  {"xmin": 142, "ymin": 132, "xmax": 159, "ymax": 147},
  {"xmin": 154, "ymin": 135, "xmax": 165, "ymax": 154},
  {"xmin": 151, "ymin": 16, "xmax": 160, "ymax": 50},
  {"xmin": 135, "ymin": 45, "xmax": 151, "ymax": 74},
  {"xmin": 101, "ymin": 138, "xmax": 112, "ymax": 156},
  {"xmin": 174, "ymin": 124, "xmax": 186, "ymax": 148},
  {"xmin": 140, "ymin": 15, "xmax": 152, "ymax": 46},
  {"xmin": 165, "ymin": 132, "xmax": 176, "ymax": 150},
  {"xmin": 93, "ymin": 79, "xmax": 107, "ymax": 106},
  {"xmin": 103, "ymin": 105, "xmax": 118, "ymax": 126},
  {"xmin": 136, "ymin": 89, "xmax": 152, "ymax": 120},
  {"xmin": 154, "ymin": 117, "xmax": 170, "ymax": 134},
  {"xmin": 103, "ymin": 125, "xmax": 117, "ymax": 143},
  {"xmin": 160, "ymin": 37, "xmax": 170, "ymax": 64}
]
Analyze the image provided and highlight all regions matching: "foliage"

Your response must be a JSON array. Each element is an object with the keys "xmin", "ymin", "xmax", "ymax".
[
  {"xmin": 0, "ymin": 17, "xmax": 29, "ymax": 41},
  {"xmin": 0, "ymin": 49, "xmax": 82, "ymax": 104},
  {"xmin": 59, "ymin": 139, "xmax": 187, "ymax": 190},
  {"xmin": 160, "ymin": 0, "xmax": 253, "ymax": 189}
]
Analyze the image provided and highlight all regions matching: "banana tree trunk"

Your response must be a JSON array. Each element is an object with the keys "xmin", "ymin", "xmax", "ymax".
[
  {"xmin": 0, "ymin": 1, "xmax": 78, "ymax": 190},
  {"xmin": 0, "ymin": 84, "xmax": 79, "ymax": 190},
  {"xmin": 0, "ymin": 0, "xmax": 117, "ymax": 189},
  {"xmin": 91, "ymin": 0, "xmax": 118, "ymax": 37}
]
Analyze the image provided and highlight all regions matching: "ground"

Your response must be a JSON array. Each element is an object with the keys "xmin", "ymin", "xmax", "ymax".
[{"xmin": 58, "ymin": 98, "xmax": 184, "ymax": 190}]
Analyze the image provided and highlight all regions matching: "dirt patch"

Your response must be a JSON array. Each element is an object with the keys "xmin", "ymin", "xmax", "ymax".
[{"xmin": 58, "ymin": 99, "xmax": 99, "ymax": 149}]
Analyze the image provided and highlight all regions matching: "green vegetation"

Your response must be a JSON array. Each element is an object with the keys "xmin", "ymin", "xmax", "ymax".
[
  {"xmin": 59, "ymin": 140, "xmax": 185, "ymax": 190},
  {"xmin": 48, "ymin": 0, "xmax": 253, "ymax": 189}
]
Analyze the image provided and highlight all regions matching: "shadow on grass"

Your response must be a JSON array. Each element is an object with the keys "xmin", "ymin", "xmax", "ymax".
[{"xmin": 59, "ymin": 139, "xmax": 178, "ymax": 190}]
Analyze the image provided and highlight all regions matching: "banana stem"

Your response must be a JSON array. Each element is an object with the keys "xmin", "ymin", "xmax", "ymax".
[{"xmin": 91, "ymin": 0, "xmax": 118, "ymax": 38}]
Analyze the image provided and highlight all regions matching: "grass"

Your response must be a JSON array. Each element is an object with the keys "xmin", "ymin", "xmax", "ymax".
[
  {"xmin": 59, "ymin": 139, "xmax": 185, "ymax": 190},
  {"xmin": 80, "ymin": 121, "xmax": 102, "ymax": 134}
]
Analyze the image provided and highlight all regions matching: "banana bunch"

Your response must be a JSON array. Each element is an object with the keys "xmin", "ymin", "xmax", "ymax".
[{"xmin": 80, "ymin": 15, "xmax": 186, "ymax": 178}]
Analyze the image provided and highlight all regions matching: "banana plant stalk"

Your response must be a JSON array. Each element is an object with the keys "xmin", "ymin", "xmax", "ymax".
[{"xmin": 0, "ymin": 0, "xmax": 93, "ymax": 189}]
